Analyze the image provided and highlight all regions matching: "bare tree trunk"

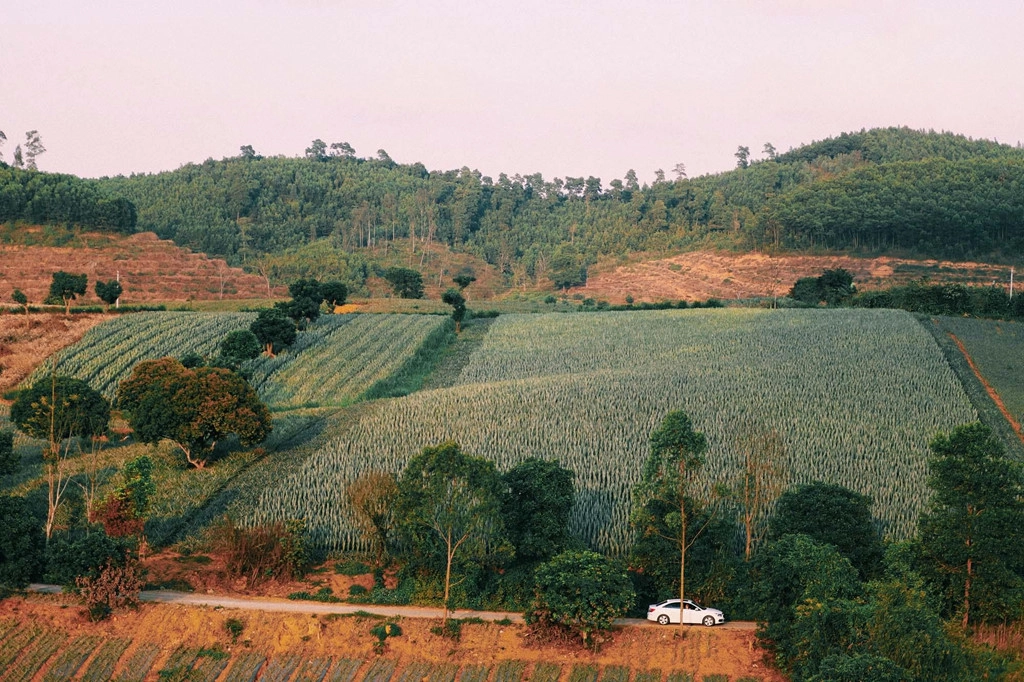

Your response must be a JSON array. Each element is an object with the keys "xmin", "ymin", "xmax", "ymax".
[
  {"xmin": 963, "ymin": 556, "xmax": 973, "ymax": 629},
  {"xmin": 443, "ymin": 534, "xmax": 454, "ymax": 628}
]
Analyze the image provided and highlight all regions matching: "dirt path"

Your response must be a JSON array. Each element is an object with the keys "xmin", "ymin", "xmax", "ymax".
[{"xmin": 29, "ymin": 584, "xmax": 755, "ymax": 630}]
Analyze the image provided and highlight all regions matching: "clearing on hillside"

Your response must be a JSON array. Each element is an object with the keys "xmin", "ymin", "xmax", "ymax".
[
  {"xmin": 578, "ymin": 250, "xmax": 1015, "ymax": 303},
  {"xmin": 0, "ymin": 230, "xmax": 279, "ymax": 304},
  {"xmin": 247, "ymin": 308, "xmax": 975, "ymax": 553}
]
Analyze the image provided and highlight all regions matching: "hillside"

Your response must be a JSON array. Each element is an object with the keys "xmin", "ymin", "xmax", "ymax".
[
  {"xmin": 576, "ymin": 250, "xmax": 1014, "ymax": 303},
  {"xmin": 0, "ymin": 229, "xmax": 280, "ymax": 305},
  {"xmin": 86, "ymin": 127, "xmax": 1023, "ymax": 284}
]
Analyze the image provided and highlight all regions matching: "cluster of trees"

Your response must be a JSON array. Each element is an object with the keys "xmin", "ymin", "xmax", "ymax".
[
  {"xmin": 0, "ymin": 165, "xmax": 137, "ymax": 233},
  {"xmin": 8, "ymin": 271, "xmax": 124, "ymax": 315},
  {"xmin": 0, "ymin": 345, "xmax": 274, "ymax": 603},
  {"xmin": 789, "ymin": 268, "xmax": 857, "ymax": 306},
  {"xmin": 86, "ymin": 128, "xmax": 1022, "ymax": 293},
  {"xmin": 853, "ymin": 281, "xmax": 1024, "ymax": 320},
  {"xmin": 0, "ymin": 130, "xmax": 46, "ymax": 170},
  {"xmin": 247, "ymin": 278, "xmax": 348, "ymax": 357}
]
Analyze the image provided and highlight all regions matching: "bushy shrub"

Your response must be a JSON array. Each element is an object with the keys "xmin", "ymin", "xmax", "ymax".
[
  {"xmin": 76, "ymin": 557, "xmax": 144, "ymax": 621},
  {"xmin": 207, "ymin": 516, "xmax": 307, "ymax": 585},
  {"xmin": 44, "ymin": 531, "xmax": 135, "ymax": 588}
]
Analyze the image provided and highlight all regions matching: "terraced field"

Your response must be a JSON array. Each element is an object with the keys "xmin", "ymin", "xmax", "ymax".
[{"xmin": 248, "ymin": 308, "xmax": 976, "ymax": 553}]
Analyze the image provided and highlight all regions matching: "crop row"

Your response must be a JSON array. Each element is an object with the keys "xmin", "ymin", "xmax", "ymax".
[
  {"xmin": 248, "ymin": 313, "xmax": 447, "ymax": 409},
  {"xmin": 0, "ymin": 620, "xmax": 752, "ymax": 682},
  {"xmin": 23, "ymin": 311, "xmax": 255, "ymax": 398},
  {"xmin": 249, "ymin": 309, "xmax": 976, "ymax": 554},
  {"xmin": 20, "ymin": 311, "xmax": 445, "ymax": 410}
]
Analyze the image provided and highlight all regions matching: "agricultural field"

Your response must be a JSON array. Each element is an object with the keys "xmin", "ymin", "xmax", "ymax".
[
  {"xmin": 248, "ymin": 314, "xmax": 449, "ymax": 409},
  {"xmin": 248, "ymin": 308, "xmax": 976, "ymax": 554},
  {"xmin": 18, "ymin": 311, "xmax": 449, "ymax": 410},
  {"xmin": 22, "ymin": 311, "xmax": 256, "ymax": 398},
  {"xmin": 0, "ymin": 616, "xmax": 767, "ymax": 682},
  {"xmin": 930, "ymin": 316, "xmax": 1024, "ymax": 429}
]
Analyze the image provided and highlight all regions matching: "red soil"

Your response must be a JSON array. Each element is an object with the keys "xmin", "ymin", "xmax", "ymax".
[
  {"xmin": 573, "ymin": 251, "xmax": 1013, "ymax": 303},
  {"xmin": 0, "ymin": 231, "xmax": 282, "ymax": 305}
]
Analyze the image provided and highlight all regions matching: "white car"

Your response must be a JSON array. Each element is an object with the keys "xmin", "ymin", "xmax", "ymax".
[{"xmin": 647, "ymin": 598, "xmax": 726, "ymax": 627}]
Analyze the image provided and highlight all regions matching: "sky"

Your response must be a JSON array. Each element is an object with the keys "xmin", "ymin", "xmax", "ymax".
[{"xmin": 2, "ymin": 0, "xmax": 1023, "ymax": 184}]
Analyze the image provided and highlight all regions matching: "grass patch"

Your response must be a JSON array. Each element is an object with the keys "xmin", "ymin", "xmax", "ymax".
[{"xmin": 361, "ymin": 318, "xmax": 457, "ymax": 400}]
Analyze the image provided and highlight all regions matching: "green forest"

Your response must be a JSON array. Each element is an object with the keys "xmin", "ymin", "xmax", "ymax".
[{"xmin": 3, "ymin": 127, "xmax": 1024, "ymax": 288}]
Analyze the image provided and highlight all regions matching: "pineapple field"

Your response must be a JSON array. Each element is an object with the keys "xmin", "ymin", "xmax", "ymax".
[{"xmin": 246, "ymin": 308, "xmax": 976, "ymax": 554}]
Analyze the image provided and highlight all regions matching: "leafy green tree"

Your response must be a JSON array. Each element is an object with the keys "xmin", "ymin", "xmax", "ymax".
[
  {"xmin": 117, "ymin": 358, "xmax": 272, "ymax": 468},
  {"xmin": 0, "ymin": 495, "xmax": 45, "ymax": 589},
  {"xmin": 548, "ymin": 245, "xmax": 587, "ymax": 291},
  {"xmin": 384, "ymin": 267, "xmax": 424, "ymax": 299},
  {"xmin": 790, "ymin": 276, "xmax": 823, "ymax": 305},
  {"xmin": 11, "ymin": 288, "xmax": 28, "ymax": 315},
  {"xmin": 735, "ymin": 145, "xmax": 751, "ymax": 169},
  {"xmin": 250, "ymin": 307, "xmax": 296, "ymax": 356},
  {"xmin": 0, "ymin": 430, "xmax": 16, "ymax": 476},
  {"xmin": 94, "ymin": 279, "xmax": 122, "ymax": 312},
  {"xmin": 220, "ymin": 330, "xmax": 261, "ymax": 365},
  {"xmin": 320, "ymin": 280, "xmax": 348, "ymax": 309},
  {"xmin": 12, "ymin": 374, "xmax": 110, "ymax": 541},
  {"xmin": 747, "ymin": 534, "xmax": 865, "ymax": 680},
  {"xmin": 808, "ymin": 655, "xmax": 912, "ymax": 682},
  {"xmin": 395, "ymin": 441, "xmax": 507, "ymax": 626},
  {"xmin": 820, "ymin": 268, "xmax": 856, "ymax": 305},
  {"xmin": 281, "ymin": 278, "xmax": 324, "ymax": 324},
  {"xmin": 526, "ymin": 550, "xmax": 634, "ymax": 647},
  {"xmin": 501, "ymin": 458, "xmax": 575, "ymax": 564},
  {"xmin": 917, "ymin": 422, "xmax": 1024, "ymax": 627},
  {"xmin": 329, "ymin": 141, "xmax": 356, "ymax": 158},
  {"xmin": 769, "ymin": 482, "xmax": 884, "ymax": 579},
  {"xmin": 452, "ymin": 271, "xmax": 476, "ymax": 290},
  {"xmin": 441, "ymin": 288, "xmax": 466, "ymax": 333},
  {"xmin": 631, "ymin": 410, "xmax": 710, "ymax": 635},
  {"xmin": 305, "ymin": 139, "xmax": 328, "ymax": 161},
  {"xmin": 47, "ymin": 271, "xmax": 88, "ymax": 315},
  {"xmin": 43, "ymin": 531, "xmax": 135, "ymax": 587},
  {"xmin": 98, "ymin": 455, "xmax": 155, "ymax": 538}
]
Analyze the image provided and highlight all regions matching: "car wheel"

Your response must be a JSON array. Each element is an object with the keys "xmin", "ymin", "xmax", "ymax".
[
  {"xmin": 702, "ymin": 616, "xmax": 716, "ymax": 627},
  {"xmin": 657, "ymin": 614, "xmax": 670, "ymax": 625}
]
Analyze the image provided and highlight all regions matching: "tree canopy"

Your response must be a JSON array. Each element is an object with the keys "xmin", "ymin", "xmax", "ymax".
[
  {"xmin": 117, "ymin": 357, "xmax": 272, "ymax": 468},
  {"xmin": 47, "ymin": 271, "xmax": 88, "ymax": 315},
  {"xmin": 11, "ymin": 375, "xmax": 110, "ymax": 444},
  {"xmin": 250, "ymin": 307, "xmax": 296, "ymax": 356}
]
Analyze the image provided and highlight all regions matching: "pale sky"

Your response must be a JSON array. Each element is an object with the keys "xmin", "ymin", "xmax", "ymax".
[{"xmin": 3, "ymin": 0, "xmax": 1023, "ymax": 184}]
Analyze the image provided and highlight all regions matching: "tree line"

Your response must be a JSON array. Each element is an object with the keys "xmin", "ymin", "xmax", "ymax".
[{"xmin": 79, "ymin": 128, "xmax": 1022, "ymax": 286}]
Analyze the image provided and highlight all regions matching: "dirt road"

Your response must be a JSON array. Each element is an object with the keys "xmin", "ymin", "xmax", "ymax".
[{"xmin": 30, "ymin": 584, "xmax": 756, "ymax": 630}]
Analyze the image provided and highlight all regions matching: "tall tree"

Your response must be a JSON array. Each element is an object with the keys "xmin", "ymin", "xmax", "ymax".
[
  {"xmin": 11, "ymin": 373, "xmax": 110, "ymax": 541},
  {"xmin": 48, "ymin": 271, "xmax": 88, "ymax": 316},
  {"xmin": 918, "ymin": 422, "xmax": 1024, "ymax": 628},
  {"xmin": 383, "ymin": 267, "xmax": 424, "ymax": 299},
  {"xmin": 0, "ymin": 130, "xmax": 6, "ymax": 162},
  {"xmin": 23, "ymin": 130, "xmax": 46, "ymax": 170},
  {"xmin": 672, "ymin": 162, "xmax": 687, "ymax": 180},
  {"xmin": 763, "ymin": 142, "xmax": 778, "ymax": 161},
  {"xmin": 395, "ymin": 441, "xmax": 506, "ymax": 626},
  {"xmin": 631, "ymin": 410, "xmax": 710, "ymax": 635},
  {"xmin": 304, "ymin": 139, "xmax": 327, "ymax": 161},
  {"xmin": 320, "ymin": 281, "xmax": 348, "ymax": 309},
  {"xmin": 735, "ymin": 145, "xmax": 751, "ymax": 169},
  {"xmin": 731, "ymin": 428, "xmax": 787, "ymax": 561}
]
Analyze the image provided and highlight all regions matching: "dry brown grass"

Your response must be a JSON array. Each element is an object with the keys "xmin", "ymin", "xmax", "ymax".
[
  {"xmin": 0, "ymin": 230, "xmax": 279, "ymax": 306},
  {"xmin": 575, "ymin": 250, "xmax": 1014, "ymax": 303},
  {"xmin": 0, "ymin": 312, "xmax": 107, "ymax": 397}
]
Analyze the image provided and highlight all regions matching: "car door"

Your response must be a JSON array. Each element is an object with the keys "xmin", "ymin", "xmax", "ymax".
[
  {"xmin": 664, "ymin": 601, "xmax": 681, "ymax": 623},
  {"xmin": 682, "ymin": 601, "xmax": 701, "ymax": 624}
]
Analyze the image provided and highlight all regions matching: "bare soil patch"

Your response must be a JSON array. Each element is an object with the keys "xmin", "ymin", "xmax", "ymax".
[
  {"xmin": 575, "ymin": 251, "xmax": 1013, "ymax": 303},
  {"xmin": 0, "ymin": 230, "xmax": 280, "ymax": 305},
  {"xmin": 0, "ymin": 312, "xmax": 107, "ymax": 396}
]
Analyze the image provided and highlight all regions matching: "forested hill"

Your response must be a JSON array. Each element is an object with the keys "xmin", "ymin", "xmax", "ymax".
[{"xmin": 67, "ymin": 127, "xmax": 1024, "ymax": 280}]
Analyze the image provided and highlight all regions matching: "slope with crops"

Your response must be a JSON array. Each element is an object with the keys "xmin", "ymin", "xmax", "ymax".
[
  {"xmin": 247, "ymin": 308, "xmax": 975, "ymax": 554},
  {"xmin": 20, "ymin": 311, "xmax": 450, "ymax": 409}
]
